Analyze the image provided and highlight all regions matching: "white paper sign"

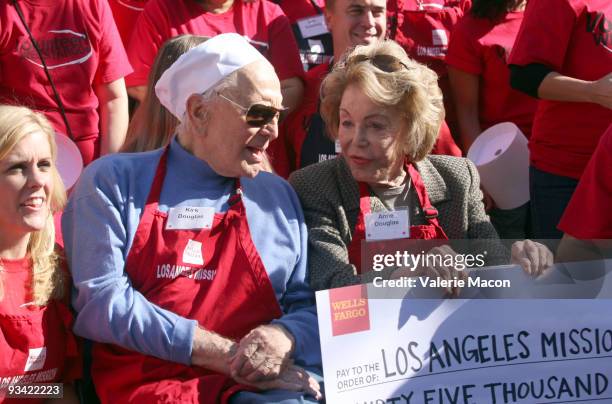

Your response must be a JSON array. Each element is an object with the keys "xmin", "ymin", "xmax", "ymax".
[
  {"xmin": 24, "ymin": 347, "xmax": 47, "ymax": 372},
  {"xmin": 183, "ymin": 239, "xmax": 204, "ymax": 266},
  {"xmin": 166, "ymin": 206, "xmax": 214, "ymax": 230},
  {"xmin": 316, "ymin": 274, "xmax": 612, "ymax": 404},
  {"xmin": 365, "ymin": 210, "xmax": 410, "ymax": 241},
  {"xmin": 297, "ymin": 15, "xmax": 329, "ymax": 39}
]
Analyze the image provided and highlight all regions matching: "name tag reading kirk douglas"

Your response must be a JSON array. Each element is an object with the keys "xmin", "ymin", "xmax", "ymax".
[
  {"xmin": 365, "ymin": 210, "xmax": 409, "ymax": 241},
  {"xmin": 166, "ymin": 207, "xmax": 215, "ymax": 230}
]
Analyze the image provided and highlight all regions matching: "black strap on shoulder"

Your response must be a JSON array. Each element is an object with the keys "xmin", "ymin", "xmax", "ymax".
[
  {"xmin": 310, "ymin": 0, "xmax": 323, "ymax": 14},
  {"xmin": 11, "ymin": 0, "xmax": 75, "ymax": 139}
]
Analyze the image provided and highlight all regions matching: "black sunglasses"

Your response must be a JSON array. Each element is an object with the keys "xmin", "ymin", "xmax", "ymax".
[
  {"xmin": 346, "ymin": 54, "xmax": 410, "ymax": 72},
  {"xmin": 218, "ymin": 93, "xmax": 287, "ymax": 127}
]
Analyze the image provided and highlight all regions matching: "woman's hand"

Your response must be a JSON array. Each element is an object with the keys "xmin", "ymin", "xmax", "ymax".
[
  {"xmin": 235, "ymin": 364, "xmax": 322, "ymax": 401},
  {"xmin": 229, "ymin": 324, "xmax": 295, "ymax": 382},
  {"xmin": 391, "ymin": 245, "xmax": 468, "ymax": 297},
  {"xmin": 511, "ymin": 239, "xmax": 554, "ymax": 276}
]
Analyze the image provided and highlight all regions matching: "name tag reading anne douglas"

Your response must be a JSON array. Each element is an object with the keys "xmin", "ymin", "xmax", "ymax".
[
  {"xmin": 166, "ymin": 207, "xmax": 215, "ymax": 230},
  {"xmin": 365, "ymin": 210, "xmax": 410, "ymax": 241}
]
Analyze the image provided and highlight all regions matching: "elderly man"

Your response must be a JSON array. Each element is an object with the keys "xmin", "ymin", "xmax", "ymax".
[{"xmin": 62, "ymin": 33, "xmax": 321, "ymax": 403}]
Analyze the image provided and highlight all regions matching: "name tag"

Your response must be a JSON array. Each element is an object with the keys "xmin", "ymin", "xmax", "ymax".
[
  {"xmin": 166, "ymin": 207, "xmax": 214, "ymax": 230},
  {"xmin": 297, "ymin": 15, "xmax": 329, "ymax": 39},
  {"xmin": 24, "ymin": 347, "xmax": 47, "ymax": 372},
  {"xmin": 183, "ymin": 239, "xmax": 204, "ymax": 266},
  {"xmin": 418, "ymin": 2, "xmax": 444, "ymax": 10},
  {"xmin": 365, "ymin": 210, "xmax": 410, "ymax": 241}
]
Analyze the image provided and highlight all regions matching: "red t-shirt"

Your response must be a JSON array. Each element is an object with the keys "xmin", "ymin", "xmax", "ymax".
[
  {"xmin": 274, "ymin": 0, "xmax": 325, "ymax": 24},
  {"xmin": 0, "ymin": 258, "xmax": 80, "ymax": 403},
  {"xmin": 108, "ymin": 0, "xmax": 149, "ymax": 49},
  {"xmin": 387, "ymin": 0, "xmax": 472, "ymax": 77},
  {"xmin": 387, "ymin": 0, "xmax": 472, "ymax": 139},
  {"xmin": 126, "ymin": 0, "xmax": 304, "ymax": 87},
  {"xmin": 0, "ymin": 0, "xmax": 132, "ymax": 165},
  {"xmin": 446, "ymin": 12, "xmax": 537, "ymax": 137},
  {"xmin": 509, "ymin": 0, "xmax": 612, "ymax": 179},
  {"xmin": 558, "ymin": 124, "xmax": 612, "ymax": 238}
]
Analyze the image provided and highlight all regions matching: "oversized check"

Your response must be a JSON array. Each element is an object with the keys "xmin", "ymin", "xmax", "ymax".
[{"xmin": 316, "ymin": 280, "xmax": 612, "ymax": 404}]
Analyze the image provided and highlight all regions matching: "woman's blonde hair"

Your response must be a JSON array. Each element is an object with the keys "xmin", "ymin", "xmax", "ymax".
[
  {"xmin": 320, "ymin": 39, "xmax": 444, "ymax": 162},
  {"xmin": 0, "ymin": 105, "xmax": 67, "ymax": 306},
  {"xmin": 122, "ymin": 35, "xmax": 209, "ymax": 152}
]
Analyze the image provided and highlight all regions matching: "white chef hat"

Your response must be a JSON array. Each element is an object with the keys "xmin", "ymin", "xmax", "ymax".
[{"xmin": 154, "ymin": 33, "xmax": 267, "ymax": 120}]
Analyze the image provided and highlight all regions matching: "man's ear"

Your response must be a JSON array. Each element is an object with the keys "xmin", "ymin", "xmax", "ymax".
[{"xmin": 185, "ymin": 93, "xmax": 209, "ymax": 127}]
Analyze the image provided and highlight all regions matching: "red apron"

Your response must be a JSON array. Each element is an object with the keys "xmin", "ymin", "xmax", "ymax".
[
  {"xmin": 92, "ymin": 148, "xmax": 283, "ymax": 403},
  {"xmin": 0, "ymin": 259, "xmax": 79, "ymax": 403},
  {"xmin": 347, "ymin": 162, "xmax": 448, "ymax": 274}
]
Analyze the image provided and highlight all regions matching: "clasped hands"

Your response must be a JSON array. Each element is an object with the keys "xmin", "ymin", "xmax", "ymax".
[{"xmin": 223, "ymin": 324, "xmax": 321, "ymax": 399}]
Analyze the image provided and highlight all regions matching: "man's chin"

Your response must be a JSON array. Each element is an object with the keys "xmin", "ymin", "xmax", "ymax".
[
  {"xmin": 240, "ymin": 162, "xmax": 263, "ymax": 179},
  {"xmin": 355, "ymin": 36, "xmax": 378, "ymax": 46}
]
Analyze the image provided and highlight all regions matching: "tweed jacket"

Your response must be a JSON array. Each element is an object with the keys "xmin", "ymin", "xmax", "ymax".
[{"xmin": 289, "ymin": 155, "xmax": 508, "ymax": 291}]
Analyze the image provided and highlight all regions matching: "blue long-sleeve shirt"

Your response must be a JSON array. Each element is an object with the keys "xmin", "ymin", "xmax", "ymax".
[{"xmin": 62, "ymin": 138, "xmax": 321, "ymax": 369}]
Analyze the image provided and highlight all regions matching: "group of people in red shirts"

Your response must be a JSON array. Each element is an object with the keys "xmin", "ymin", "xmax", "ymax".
[
  {"xmin": 1, "ymin": 0, "xmax": 609, "ymax": 239},
  {"xmin": 105, "ymin": 0, "xmax": 612, "ymax": 241},
  {"xmin": 0, "ymin": 0, "xmax": 610, "ymax": 402}
]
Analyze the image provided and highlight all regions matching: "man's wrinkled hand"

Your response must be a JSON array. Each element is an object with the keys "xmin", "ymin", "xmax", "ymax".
[
  {"xmin": 235, "ymin": 364, "xmax": 322, "ymax": 401},
  {"xmin": 229, "ymin": 324, "xmax": 295, "ymax": 382}
]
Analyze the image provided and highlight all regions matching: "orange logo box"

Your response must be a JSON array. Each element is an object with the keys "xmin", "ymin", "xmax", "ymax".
[{"xmin": 329, "ymin": 284, "xmax": 370, "ymax": 336}]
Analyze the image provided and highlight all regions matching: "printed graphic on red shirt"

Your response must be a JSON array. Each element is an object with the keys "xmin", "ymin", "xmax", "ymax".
[
  {"xmin": 0, "ymin": 368, "xmax": 58, "ymax": 389},
  {"xmin": 155, "ymin": 264, "xmax": 217, "ymax": 281},
  {"xmin": 586, "ymin": 11, "xmax": 612, "ymax": 52},
  {"xmin": 16, "ymin": 30, "xmax": 92, "ymax": 69},
  {"xmin": 388, "ymin": 0, "xmax": 471, "ymax": 76},
  {"xmin": 329, "ymin": 285, "xmax": 370, "ymax": 336}
]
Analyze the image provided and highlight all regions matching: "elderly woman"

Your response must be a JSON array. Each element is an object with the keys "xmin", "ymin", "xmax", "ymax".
[
  {"xmin": 289, "ymin": 40, "xmax": 552, "ymax": 291},
  {"xmin": 0, "ymin": 105, "xmax": 79, "ymax": 401}
]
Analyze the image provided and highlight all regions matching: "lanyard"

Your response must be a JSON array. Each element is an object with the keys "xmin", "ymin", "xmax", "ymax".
[{"xmin": 11, "ymin": 0, "xmax": 75, "ymax": 140}]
